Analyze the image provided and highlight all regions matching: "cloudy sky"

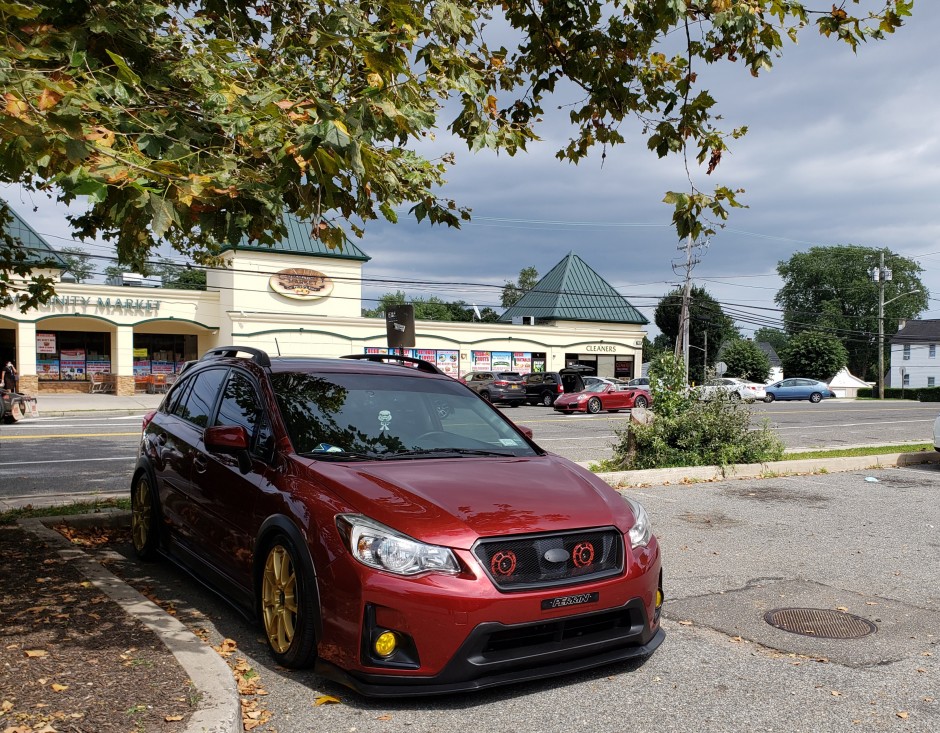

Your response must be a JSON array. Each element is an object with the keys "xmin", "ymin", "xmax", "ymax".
[{"xmin": 5, "ymin": 3, "xmax": 939, "ymax": 338}]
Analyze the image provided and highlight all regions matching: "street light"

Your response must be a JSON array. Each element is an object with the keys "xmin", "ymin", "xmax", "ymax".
[{"xmin": 873, "ymin": 252, "xmax": 921, "ymax": 399}]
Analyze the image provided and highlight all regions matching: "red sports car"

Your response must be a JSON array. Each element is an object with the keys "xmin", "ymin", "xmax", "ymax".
[
  {"xmin": 132, "ymin": 347, "xmax": 664, "ymax": 697},
  {"xmin": 553, "ymin": 382, "xmax": 651, "ymax": 414}
]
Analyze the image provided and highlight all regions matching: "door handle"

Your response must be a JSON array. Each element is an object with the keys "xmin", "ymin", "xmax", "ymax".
[{"xmin": 193, "ymin": 455, "xmax": 208, "ymax": 473}]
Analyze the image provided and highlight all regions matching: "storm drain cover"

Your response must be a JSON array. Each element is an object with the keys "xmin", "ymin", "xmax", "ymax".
[{"xmin": 764, "ymin": 608, "xmax": 877, "ymax": 639}]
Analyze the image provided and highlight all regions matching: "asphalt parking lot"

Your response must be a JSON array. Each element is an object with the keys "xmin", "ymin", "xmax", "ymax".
[{"xmin": 89, "ymin": 461, "xmax": 940, "ymax": 733}]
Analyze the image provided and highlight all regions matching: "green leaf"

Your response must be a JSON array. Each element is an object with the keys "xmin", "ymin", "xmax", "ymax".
[
  {"xmin": 105, "ymin": 50, "xmax": 142, "ymax": 86},
  {"xmin": 0, "ymin": 2, "xmax": 42, "ymax": 19}
]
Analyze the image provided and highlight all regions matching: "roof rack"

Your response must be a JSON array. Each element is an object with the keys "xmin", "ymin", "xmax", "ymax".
[
  {"xmin": 340, "ymin": 353, "xmax": 443, "ymax": 375},
  {"xmin": 200, "ymin": 346, "xmax": 271, "ymax": 368}
]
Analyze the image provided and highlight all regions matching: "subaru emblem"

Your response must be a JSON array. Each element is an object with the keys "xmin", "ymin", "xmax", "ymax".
[{"xmin": 544, "ymin": 548, "xmax": 570, "ymax": 563}]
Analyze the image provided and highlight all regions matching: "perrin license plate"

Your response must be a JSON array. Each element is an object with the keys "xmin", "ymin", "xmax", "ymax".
[{"xmin": 541, "ymin": 592, "xmax": 599, "ymax": 610}]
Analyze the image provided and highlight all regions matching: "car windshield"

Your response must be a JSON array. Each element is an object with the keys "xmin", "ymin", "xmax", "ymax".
[
  {"xmin": 584, "ymin": 383, "xmax": 608, "ymax": 393},
  {"xmin": 272, "ymin": 372, "xmax": 540, "ymax": 460}
]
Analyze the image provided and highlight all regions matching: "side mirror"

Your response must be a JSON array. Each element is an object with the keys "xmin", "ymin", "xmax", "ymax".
[
  {"xmin": 205, "ymin": 425, "xmax": 250, "ymax": 452},
  {"xmin": 517, "ymin": 425, "xmax": 534, "ymax": 439}
]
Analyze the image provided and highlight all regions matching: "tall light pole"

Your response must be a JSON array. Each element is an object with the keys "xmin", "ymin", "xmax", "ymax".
[{"xmin": 873, "ymin": 252, "xmax": 921, "ymax": 399}]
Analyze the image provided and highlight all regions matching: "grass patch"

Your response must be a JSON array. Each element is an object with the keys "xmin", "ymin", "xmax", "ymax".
[
  {"xmin": 0, "ymin": 497, "xmax": 130, "ymax": 526},
  {"xmin": 592, "ymin": 443, "xmax": 934, "ymax": 473},
  {"xmin": 784, "ymin": 444, "xmax": 933, "ymax": 460}
]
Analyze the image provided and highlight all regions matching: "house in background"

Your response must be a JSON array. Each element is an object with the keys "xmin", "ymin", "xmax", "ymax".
[
  {"xmin": 888, "ymin": 319, "xmax": 940, "ymax": 389},
  {"xmin": 755, "ymin": 342, "xmax": 784, "ymax": 383},
  {"xmin": 827, "ymin": 368, "xmax": 871, "ymax": 398}
]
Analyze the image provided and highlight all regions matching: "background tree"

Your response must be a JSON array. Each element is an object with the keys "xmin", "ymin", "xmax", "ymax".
[
  {"xmin": 654, "ymin": 286, "xmax": 738, "ymax": 383},
  {"xmin": 779, "ymin": 331, "xmax": 849, "ymax": 382},
  {"xmin": 641, "ymin": 335, "xmax": 670, "ymax": 367},
  {"xmin": 0, "ymin": 1, "xmax": 907, "ymax": 309},
  {"xmin": 776, "ymin": 246, "xmax": 927, "ymax": 380},
  {"xmin": 102, "ymin": 264, "xmax": 131, "ymax": 284},
  {"xmin": 58, "ymin": 246, "xmax": 94, "ymax": 283},
  {"xmin": 155, "ymin": 259, "xmax": 207, "ymax": 290},
  {"xmin": 721, "ymin": 340, "xmax": 771, "ymax": 383},
  {"xmin": 753, "ymin": 327, "xmax": 789, "ymax": 354},
  {"xmin": 501, "ymin": 267, "xmax": 539, "ymax": 309},
  {"xmin": 362, "ymin": 291, "xmax": 494, "ymax": 322}
]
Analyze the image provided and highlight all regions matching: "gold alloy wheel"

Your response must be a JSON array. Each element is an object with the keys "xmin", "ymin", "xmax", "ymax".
[
  {"xmin": 262, "ymin": 545, "xmax": 298, "ymax": 654},
  {"xmin": 131, "ymin": 476, "xmax": 152, "ymax": 552}
]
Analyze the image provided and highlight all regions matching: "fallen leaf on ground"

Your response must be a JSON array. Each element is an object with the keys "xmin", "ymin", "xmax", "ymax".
[
  {"xmin": 897, "ymin": 711, "xmax": 909, "ymax": 719},
  {"xmin": 314, "ymin": 695, "xmax": 341, "ymax": 706},
  {"xmin": 24, "ymin": 649, "xmax": 48, "ymax": 658},
  {"xmin": 165, "ymin": 715, "xmax": 184, "ymax": 721},
  {"xmin": 51, "ymin": 683, "xmax": 68, "ymax": 692}
]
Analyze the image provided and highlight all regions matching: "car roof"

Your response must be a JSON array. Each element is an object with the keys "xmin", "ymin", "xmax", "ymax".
[{"xmin": 193, "ymin": 350, "xmax": 450, "ymax": 381}]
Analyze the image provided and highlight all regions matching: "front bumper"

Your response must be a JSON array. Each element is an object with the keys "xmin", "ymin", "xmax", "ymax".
[
  {"xmin": 317, "ymin": 600, "xmax": 664, "ymax": 697},
  {"xmin": 314, "ymin": 537, "xmax": 662, "ymax": 696},
  {"xmin": 553, "ymin": 402, "xmax": 586, "ymax": 413}
]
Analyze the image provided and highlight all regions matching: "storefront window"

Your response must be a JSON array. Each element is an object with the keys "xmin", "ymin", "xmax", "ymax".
[
  {"xmin": 36, "ymin": 331, "xmax": 110, "ymax": 382},
  {"xmin": 133, "ymin": 334, "xmax": 199, "ymax": 375}
]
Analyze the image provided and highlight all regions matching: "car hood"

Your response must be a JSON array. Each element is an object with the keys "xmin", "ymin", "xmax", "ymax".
[{"xmin": 303, "ymin": 454, "xmax": 633, "ymax": 549}]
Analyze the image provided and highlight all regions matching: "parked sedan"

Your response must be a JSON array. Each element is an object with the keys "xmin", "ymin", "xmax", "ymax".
[
  {"xmin": 764, "ymin": 378, "xmax": 836, "ymax": 403},
  {"xmin": 697, "ymin": 378, "xmax": 766, "ymax": 403},
  {"xmin": 553, "ymin": 382, "xmax": 651, "ymax": 414}
]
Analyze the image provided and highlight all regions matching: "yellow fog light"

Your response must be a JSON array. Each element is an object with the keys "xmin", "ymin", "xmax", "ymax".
[
  {"xmin": 656, "ymin": 589, "xmax": 664, "ymax": 609},
  {"xmin": 374, "ymin": 631, "xmax": 398, "ymax": 658}
]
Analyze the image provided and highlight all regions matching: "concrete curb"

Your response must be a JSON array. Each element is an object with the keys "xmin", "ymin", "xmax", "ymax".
[
  {"xmin": 19, "ymin": 512, "xmax": 240, "ymax": 733},
  {"xmin": 596, "ymin": 449, "xmax": 940, "ymax": 488}
]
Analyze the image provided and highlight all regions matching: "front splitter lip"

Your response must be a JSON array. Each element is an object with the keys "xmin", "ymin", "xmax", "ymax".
[{"xmin": 314, "ymin": 626, "xmax": 665, "ymax": 698}]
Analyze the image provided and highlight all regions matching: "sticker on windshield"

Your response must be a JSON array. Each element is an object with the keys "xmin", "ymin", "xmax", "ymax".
[
  {"xmin": 499, "ymin": 438, "xmax": 521, "ymax": 446},
  {"xmin": 378, "ymin": 410, "xmax": 392, "ymax": 434}
]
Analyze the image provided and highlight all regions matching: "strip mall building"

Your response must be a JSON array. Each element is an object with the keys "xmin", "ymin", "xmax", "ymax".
[{"xmin": 1, "ymin": 208, "xmax": 648, "ymax": 396}]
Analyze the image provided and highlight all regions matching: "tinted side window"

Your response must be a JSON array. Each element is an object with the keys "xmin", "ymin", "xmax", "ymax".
[
  {"xmin": 176, "ymin": 368, "xmax": 228, "ymax": 428},
  {"xmin": 526, "ymin": 374, "xmax": 542, "ymax": 384},
  {"xmin": 216, "ymin": 371, "xmax": 261, "ymax": 439}
]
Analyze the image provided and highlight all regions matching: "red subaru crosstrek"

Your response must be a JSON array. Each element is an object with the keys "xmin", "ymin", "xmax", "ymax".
[{"xmin": 131, "ymin": 347, "xmax": 663, "ymax": 696}]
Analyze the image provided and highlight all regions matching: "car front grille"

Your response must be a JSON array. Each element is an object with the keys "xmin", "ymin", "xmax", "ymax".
[{"xmin": 473, "ymin": 528, "xmax": 623, "ymax": 591}]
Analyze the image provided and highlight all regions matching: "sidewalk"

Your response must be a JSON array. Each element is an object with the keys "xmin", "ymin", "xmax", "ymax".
[{"xmin": 34, "ymin": 391, "xmax": 165, "ymax": 416}]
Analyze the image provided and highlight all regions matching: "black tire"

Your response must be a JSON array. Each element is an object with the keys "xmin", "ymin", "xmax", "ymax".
[
  {"xmin": 809, "ymin": 392, "xmax": 822, "ymax": 403},
  {"xmin": 541, "ymin": 392, "xmax": 554, "ymax": 406},
  {"xmin": 480, "ymin": 391, "xmax": 492, "ymax": 402},
  {"xmin": 764, "ymin": 394, "xmax": 775, "ymax": 403},
  {"xmin": 131, "ymin": 470, "xmax": 160, "ymax": 561},
  {"xmin": 260, "ymin": 536, "xmax": 319, "ymax": 669},
  {"xmin": 729, "ymin": 392, "xmax": 741, "ymax": 402},
  {"xmin": 633, "ymin": 395, "xmax": 649, "ymax": 409},
  {"xmin": 587, "ymin": 397, "xmax": 602, "ymax": 414}
]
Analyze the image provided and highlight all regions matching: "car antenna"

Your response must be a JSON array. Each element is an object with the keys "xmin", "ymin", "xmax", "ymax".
[{"xmin": 274, "ymin": 338, "xmax": 281, "ymax": 356}]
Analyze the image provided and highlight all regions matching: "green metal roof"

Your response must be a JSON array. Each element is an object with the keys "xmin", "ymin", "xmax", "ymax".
[
  {"xmin": 1, "ymin": 201, "xmax": 68, "ymax": 268},
  {"xmin": 220, "ymin": 213, "xmax": 370, "ymax": 262},
  {"xmin": 498, "ymin": 252, "xmax": 648, "ymax": 325}
]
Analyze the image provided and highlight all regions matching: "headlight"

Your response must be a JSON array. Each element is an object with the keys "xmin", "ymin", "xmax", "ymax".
[
  {"xmin": 577, "ymin": 394, "xmax": 589, "ymax": 402},
  {"xmin": 624, "ymin": 497, "xmax": 652, "ymax": 548},
  {"xmin": 336, "ymin": 515, "xmax": 460, "ymax": 576}
]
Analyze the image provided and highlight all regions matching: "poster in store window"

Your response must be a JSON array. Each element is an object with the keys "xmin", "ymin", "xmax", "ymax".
[
  {"xmin": 37, "ymin": 358, "xmax": 59, "ymax": 379},
  {"xmin": 491, "ymin": 351, "xmax": 512, "ymax": 371},
  {"xmin": 512, "ymin": 352, "xmax": 532, "ymax": 374},
  {"xmin": 60, "ymin": 349, "xmax": 86, "ymax": 381},
  {"xmin": 36, "ymin": 333, "xmax": 56, "ymax": 354},
  {"xmin": 471, "ymin": 351, "xmax": 491, "ymax": 371},
  {"xmin": 436, "ymin": 351, "xmax": 458, "ymax": 378}
]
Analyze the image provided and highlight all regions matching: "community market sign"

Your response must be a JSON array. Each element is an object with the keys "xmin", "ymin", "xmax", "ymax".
[{"xmin": 36, "ymin": 295, "xmax": 161, "ymax": 313}]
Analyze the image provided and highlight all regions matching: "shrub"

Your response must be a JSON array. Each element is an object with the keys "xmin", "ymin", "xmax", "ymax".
[{"xmin": 610, "ymin": 353, "xmax": 785, "ymax": 469}]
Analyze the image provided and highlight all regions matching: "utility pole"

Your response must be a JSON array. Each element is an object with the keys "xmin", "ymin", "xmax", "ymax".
[
  {"xmin": 873, "ymin": 252, "xmax": 921, "ymax": 400},
  {"xmin": 876, "ymin": 251, "xmax": 888, "ymax": 400},
  {"xmin": 674, "ymin": 235, "xmax": 697, "ymax": 385}
]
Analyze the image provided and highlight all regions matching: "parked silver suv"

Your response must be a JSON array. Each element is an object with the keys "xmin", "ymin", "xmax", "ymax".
[{"xmin": 461, "ymin": 371, "xmax": 526, "ymax": 406}]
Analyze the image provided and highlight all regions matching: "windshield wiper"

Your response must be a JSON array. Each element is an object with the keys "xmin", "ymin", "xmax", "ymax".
[
  {"xmin": 385, "ymin": 448, "xmax": 516, "ymax": 459},
  {"xmin": 299, "ymin": 450, "xmax": 375, "ymax": 461}
]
